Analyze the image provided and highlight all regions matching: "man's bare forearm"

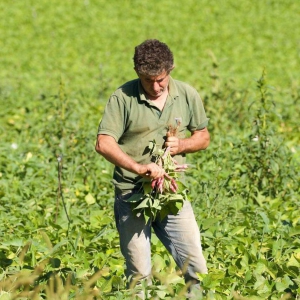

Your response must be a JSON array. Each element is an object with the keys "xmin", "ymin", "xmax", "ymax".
[
  {"xmin": 180, "ymin": 127, "xmax": 210, "ymax": 153},
  {"xmin": 95, "ymin": 134, "xmax": 140, "ymax": 173},
  {"xmin": 95, "ymin": 134, "xmax": 165, "ymax": 179},
  {"xmin": 166, "ymin": 127, "xmax": 210, "ymax": 155}
]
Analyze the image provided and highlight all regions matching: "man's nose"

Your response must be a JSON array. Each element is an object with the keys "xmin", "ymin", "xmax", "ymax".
[{"xmin": 152, "ymin": 81, "xmax": 160, "ymax": 90}]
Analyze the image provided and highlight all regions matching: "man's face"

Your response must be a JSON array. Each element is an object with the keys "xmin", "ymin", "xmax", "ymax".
[{"xmin": 136, "ymin": 70, "xmax": 170, "ymax": 100}]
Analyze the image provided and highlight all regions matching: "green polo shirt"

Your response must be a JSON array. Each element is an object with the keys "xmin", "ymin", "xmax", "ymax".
[{"xmin": 98, "ymin": 77, "xmax": 209, "ymax": 192}]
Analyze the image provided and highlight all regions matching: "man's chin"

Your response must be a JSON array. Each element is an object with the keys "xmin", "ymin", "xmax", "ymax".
[{"xmin": 152, "ymin": 92, "xmax": 163, "ymax": 97}]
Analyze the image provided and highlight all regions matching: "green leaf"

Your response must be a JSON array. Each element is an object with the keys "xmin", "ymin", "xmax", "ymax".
[
  {"xmin": 229, "ymin": 226, "xmax": 246, "ymax": 236},
  {"xmin": 156, "ymin": 290, "xmax": 167, "ymax": 299},
  {"xmin": 175, "ymin": 181, "xmax": 188, "ymax": 193},
  {"xmin": 287, "ymin": 251, "xmax": 300, "ymax": 268},
  {"xmin": 159, "ymin": 206, "xmax": 170, "ymax": 221},
  {"xmin": 2, "ymin": 239, "xmax": 24, "ymax": 247},
  {"xmin": 90, "ymin": 210, "xmax": 113, "ymax": 228},
  {"xmin": 0, "ymin": 258, "xmax": 13, "ymax": 268},
  {"xmin": 144, "ymin": 209, "xmax": 151, "ymax": 224},
  {"xmin": 201, "ymin": 218, "xmax": 220, "ymax": 230},
  {"xmin": 175, "ymin": 200, "xmax": 183, "ymax": 211},
  {"xmin": 134, "ymin": 197, "xmax": 151, "ymax": 210},
  {"xmin": 152, "ymin": 198, "xmax": 161, "ymax": 209},
  {"xmin": 257, "ymin": 211, "xmax": 269, "ymax": 226},
  {"xmin": 152, "ymin": 253, "xmax": 166, "ymax": 272},
  {"xmin": 98, "ymin": 276, "xmax": 113, "ymax": 293},
  {"xmin": 50, "ymin": 257, "xmax": 61, "ymax": 268},
  {"xmin": 289, "ymin": 227, "xmax": 300, "ymax": 237},
  {"xmin": 148, "ymin": 140, "xmax": 157, "ymax": 154},
  {"xmin": 143, "ymin": 182, "xmax": 152, "ymax": 195},
  {"xmin": 168, "ymin": 194, "xmax": 185, "ymax": 201},
  {"xmin": 85, "ymin": 193, "xmax": 95, "ymax": 205},
  {"xmin": 270, "ymin": 159, "xmax": 279, "ymax": 175},
  {"xmin": 157, "ymin": 193, "xmax": 168, "ymax": 202},
  {"xmin": 275, "ymin": 275, "xmax": 293, "ymax": 292},
  {"xmin": 0, "ymin": 292, "xmax": 12, "ymax": 300},
  {"xmin": 254, "ymin": 261, "xmax": 267, "ymax": 275},
  {"xmin": 169, "ymin": 203, "xmax": 180, "ymax": 215}
]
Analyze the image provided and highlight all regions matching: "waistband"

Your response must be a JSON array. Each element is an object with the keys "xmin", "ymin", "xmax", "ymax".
[{"xmin": 115, "ymin": 187, "xmax": 144, "ymax": 196}]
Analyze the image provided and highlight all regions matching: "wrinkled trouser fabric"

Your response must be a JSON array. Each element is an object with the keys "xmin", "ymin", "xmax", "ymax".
[{"xmin": 114, "ymin": 191, "xmax": 208, "ymax": 285}]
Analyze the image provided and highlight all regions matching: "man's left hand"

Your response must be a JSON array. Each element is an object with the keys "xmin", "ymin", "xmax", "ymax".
[
  {"xmin": 165, "ymin": 132, "xmax": 182, "ymax": 155},
  {"xmin": 165, "ymin": 128, "xmax": 210, "ymax": 155}
]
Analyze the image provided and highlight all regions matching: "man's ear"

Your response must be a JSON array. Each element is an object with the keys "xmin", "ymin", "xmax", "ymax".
[{"xmin": 167, "ymin": 65, "xmax": 175, "ymax": 75}]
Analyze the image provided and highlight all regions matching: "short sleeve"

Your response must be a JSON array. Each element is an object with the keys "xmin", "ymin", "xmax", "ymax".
[
  {"xmin": 187, "ymin": 88, "xmax": 209, "ymax": 132},
  {"xmin": 97, "ymin": 95, "xmax": 127, "ymax": 142}
]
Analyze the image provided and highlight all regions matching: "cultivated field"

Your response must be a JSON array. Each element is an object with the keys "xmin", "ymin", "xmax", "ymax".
[{"xmin": 0, "ymin": 1, "xmax": 299, "ymax": 299}]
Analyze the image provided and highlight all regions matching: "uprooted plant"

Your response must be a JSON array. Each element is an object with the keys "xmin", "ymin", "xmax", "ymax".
[{"xmin": 127, "ymin": 120, "xmax": 190, "ymax": 223}]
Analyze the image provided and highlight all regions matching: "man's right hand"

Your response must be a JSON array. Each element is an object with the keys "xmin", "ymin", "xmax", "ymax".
[{"xmin": 137, "ymin": 163, "xmax": 165, "ymax": 180}]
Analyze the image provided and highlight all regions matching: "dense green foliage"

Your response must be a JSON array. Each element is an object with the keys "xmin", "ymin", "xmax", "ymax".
[{"xmin": 0, "ymin": 0, "xmax": 299, "ymax": 299}]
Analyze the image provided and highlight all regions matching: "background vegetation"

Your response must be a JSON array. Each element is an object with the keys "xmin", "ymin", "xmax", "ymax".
[{"xmin": 0, "ymin": 0, "xmax": 299, "ymax": 299}]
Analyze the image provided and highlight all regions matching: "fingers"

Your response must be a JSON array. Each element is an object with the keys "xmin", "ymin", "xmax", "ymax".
[
  {"xmin": 165, "ymin": 136, "xmax": 178, "ymax": 145},
  {"xmin": 165, "ymin": 136, "xmax": 180, "ymax": 155},
  {"xmin": 146, "ymin": 163, "xmax": 165, "ymax": 179},
  {"xmin": 137, "ymin": 163, "xmax": 165, "ymax": 179}
]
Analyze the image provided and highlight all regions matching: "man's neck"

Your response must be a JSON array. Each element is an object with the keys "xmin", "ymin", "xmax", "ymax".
[{"xmin": 147, "ymin": 88, "xmax": 169, "ymax": 111}]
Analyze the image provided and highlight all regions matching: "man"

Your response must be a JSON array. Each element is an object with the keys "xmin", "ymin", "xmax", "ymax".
[{"xmin": 95, "ymin": 39, "xmax": 210, "ymax": 292}]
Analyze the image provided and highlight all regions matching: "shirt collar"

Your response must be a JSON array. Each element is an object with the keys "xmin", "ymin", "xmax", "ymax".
[
  {"xmin": 168, "ymin": 77, "xmax": 179, "ymax": 100},
  {"xmin": 138, "ymin": 80, "xmax": 147, "ymax": 102}
]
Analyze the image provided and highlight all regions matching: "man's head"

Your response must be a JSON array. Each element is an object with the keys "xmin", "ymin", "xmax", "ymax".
[{"xmin": 133, "ymin": 39, "xmax": 174, "ymax": 76}]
